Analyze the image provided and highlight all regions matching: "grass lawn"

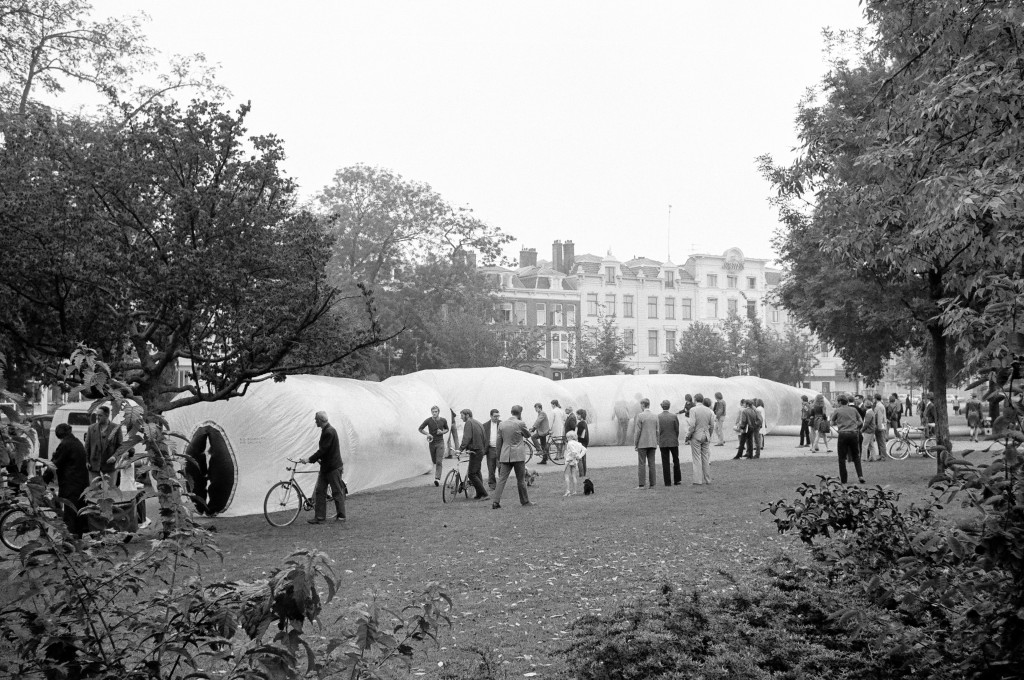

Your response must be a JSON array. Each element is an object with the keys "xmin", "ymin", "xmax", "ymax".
[{"xmin": 199, "ymin": 452, "xmax": 943, "ymax": 678}]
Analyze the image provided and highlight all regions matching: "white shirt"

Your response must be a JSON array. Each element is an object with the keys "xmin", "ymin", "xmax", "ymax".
[
  {"xmin": 550, "ymin": 408, "xmax": 566, "ymax": 437},
  {"xmin": 489, "ymin": 421, "xmax": 498, "ymax": 448}
]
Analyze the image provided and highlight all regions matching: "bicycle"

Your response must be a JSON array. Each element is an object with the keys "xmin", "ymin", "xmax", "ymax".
[
  {"xmin": 441, "ymin": 452, "xmax": 471, "ymax": 503},
  {"xmin": 545, "ymin": 436, "xmax": 567, "ymax": 464},
  {"xmin": 263, "ymin": 459, "xmax": 341, "ymax": 527},
  {"xmin": 1, "ymin": 461, "xmax": 61, "ymax": 551},
  {"xmin": 887, "ymin": 426, "xmax": 937, "ymax": 460}
]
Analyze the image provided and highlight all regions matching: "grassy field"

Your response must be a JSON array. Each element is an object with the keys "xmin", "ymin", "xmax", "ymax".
[{"xmin": 199, "ymin": 451, "xmax": 943, "ymax": 678}]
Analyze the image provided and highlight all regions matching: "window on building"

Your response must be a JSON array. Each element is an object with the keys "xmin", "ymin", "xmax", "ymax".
[
  {"xmin": 552, "ymin": 304, "xmax": 563, "ymax": 326},
  {"xmin": 566, "ymin": 304, "xmax": 576, "ymax": 326},
  {"xmin": 605, "ymin": 293, "xmax": 616, "ymax": 317},
  {"xmin": 727, "ymin": 275, "xmax": 737, "ymax": 288},
  {"xmin": 707, "ymin": 298, "xmax": 718, "ymax": 318},
  {"xmin": 648, "ymin": 330, "xmax": 659, "ymax": 356},
  {"xmin": 746, "ymin": 300, "xmax": 757, "ymax": 320},
  {"xmin": 727, "ymin": 299, "xmax": 738, "ymax": 315},
  {"xmin": 647, "ymin": 296, "xmax": 658, "ymax": 318},
  {"xmin": 771, "ymin": 306, "xmax": 780, "ymax": 323},
  {"xmin": 536, "ymin": 303, "xmax": 546, "ymax": 326},
  {"xmin": 707, "ymin": 274, "xmax": 718, "ymax": 288},
  {"xmin": 681, "ymin": 298, "xmax": 692, "ymax": 320},
  {"xmin": 747, "ymin": 276, "xmax": 756, "ymax": 290},
  {"xmin": 624, "ymin": 328, "xmax": 635, "ymax": 354},
  {"xmin": 665, "ymin": 270, "xmax": 675, "ymax": 289},
  {"xmin": 587, "ymin": 293, "xmax": 598, "ymax": 316},
  {"xmin": 666, "ymin": 330, "xmax": 676, "ymax": 354},
  {"xmin": 501, "ymin": 302, "xmax": 513, "ymax": 323},
  {"xmin": 623, "ymin": 295, "xmax": 634, "ymax": 318},
  {"xmin": 605, "ymin": 266, "xmax": 616, "ymax": 283},
  {"xmin": 551, "ymin": 332, "xmax": 570, "ymax": 363},
  {"xmin": 665, "ymin": 297, "xmax": 675, "ymax": 320},
  {"xmin": 514, "ymin": 302, "xmax": 527, "ymax": 325}
]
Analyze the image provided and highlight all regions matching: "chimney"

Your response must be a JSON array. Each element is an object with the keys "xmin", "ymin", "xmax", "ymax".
[
  {"xmin": 552, "ymin": 239, "xmax": 563, "ymax": 273},
  {"xmin": 520, "ymin": 247, "xmax": 537, "ymax": 268},
  {"xmin": 562, "ymin": 240, "xmax": 575, "ymax": 274}
]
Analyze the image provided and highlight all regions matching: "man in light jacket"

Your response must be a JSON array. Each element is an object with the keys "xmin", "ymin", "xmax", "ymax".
[
  {"xmin": 687, "ymin": 393, "xmax": 715, "ymax": 485},
  {"xmin": 493, "ymin": 405, "xmax": 536, "ymax": 509},
  {"xmin": 634, "ymin": 398, "xmax": 660, "ymax": 489}
]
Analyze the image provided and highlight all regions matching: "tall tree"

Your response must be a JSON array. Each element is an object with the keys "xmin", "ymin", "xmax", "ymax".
[
  {"xmin": 665, "ymin": 322, "xmax": 731, "ymax": 376},
  {"xmin": 762, "ymin": 0, "xmax": 1024, "ymax": 454},
  {"xmin": 567, "ymin": 313, "xmax": 634, "ymax": 378},
  {"xmin": 0, "ymin": 102, "xmax": 385, "ymax": 412}
]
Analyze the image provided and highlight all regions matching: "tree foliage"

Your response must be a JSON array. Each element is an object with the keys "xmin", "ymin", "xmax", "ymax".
[
  {"xmin": 0, "ymin": 103, "xmax": 385, "ymax": 412},
  {"xmin": 567, "ymin": 313, "xmax": 634, "ymax": 377},
  {"xmin": 665, "ymin": 316, "xmax": 818, "ymax": 385},
  {"xmin": 762, "ymin": 0, "xmax": 1024, "ymax": 451}
]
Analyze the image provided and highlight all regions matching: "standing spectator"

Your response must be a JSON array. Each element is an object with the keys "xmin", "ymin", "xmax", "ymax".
[
  {"xmin": 712, "ymin": 392, "xmax": 727, "ymax": 446},
  {"xmin": 687, "ymin": 393, "xmax": 714, "ymax": 485},
  {"xmin": 923, "ymin": 394, "xmax": 937, "ymax": 437},
  {"xmin": 873, "ymin": 394, "xmax": 888, "ymax": 462},
  {"xmin": 483, "ymin": 409, "xmax": 501, "ymax": 490},
  {"xmin": 47, "ymin": 423, "xmax": 89, "ymax": 536},
  {"xmin": 562, "ymin": 431, "xmax": 586, "ymax": 496},
  {"xmin": 905, "ymin": 394, "xmax": 913, "ymax": 417},
  {"xmin": 809, "ymin": 394, "xmax": 828, "ymax": 452},
  {"xmin": 952, "ymin": 395, "xmax": 961, "ymax": 416},
  {"xmin": 887, "ymin": 393, "xmax": 903, "ymax": 437},
  {"xmin": 798, "ymin": 395, "xmax": 812, "ymax": 448},
  {"xmin": 634, "ymin": 398, "xmax": 660, "ymax": 489},
  {"xmin": 861, "ymin": 399, "xmax": 879, "ymax": 461},
  {"xmin": 678, "ymin": 394, "xmax": 695, "ymax": 418},
  {"xmin": 418, "ymin": 406, "xmax": 449, "ymax": 487},
  {"xmin": 564, "ymin": 408, "xmax": 578, "ymax": 442},
  {"xmin": 657, "ymin": 400, "xmax": 681, "ymax": 486},
  {"xmin": 550, "ymin": 399, "xmax": 566, "ymax": 444},
  {"xmin": 965, "ymin": 393, "xmax": 984, "ymax": 442},
  {"xmin": 492, "ymin": 405, "xmax": 535, "ymax": 509},
  {"xmin": 575, "ymin": 409, "xmax": 590, "ymax": 477},
  {"xmin": 830, "ymin": 395, "xmax": 865, "ymax": 484},
  {"xmin": 530, "ymin": 403, "xmax": 551, "ymax": 464},
  {"xmin": 733, "ymin": 400, "xmax": 761, "ymax": 460},
  {"xmin": 299, "ymin": 411, "xmax": 346, "ymax": 524},
  {"xmin": 754, "ymin": 398, "xmax": 767, "ymax": 451},
  {"xmin": 458, "ymin": 409, "xmax": 489, "ymax": 501},
  {"xmin": 85, "ymin": 405, "xmax": 121, "ymax": 484}
]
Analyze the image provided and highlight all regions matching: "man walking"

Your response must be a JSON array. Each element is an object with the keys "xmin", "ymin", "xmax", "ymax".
[
  {"xmin": 713, "ymin": 392, "xmax": 727, "ymax": 446},
  {"xmin": 458, "ymin": 409, "xmax": 489, "ymax": 500},
  {"xmin": 657, "ymin": 400, "xmax": 681, "ymax": 486},
  {"xmin": 687, "ymin": 392, "xmax": 714, "ymax": 485},
  {"xmin": 493, "ymin": 405, "xmax": 535, "ymax": 509},
  {"xmin": 483, "ymin": 409, "xmax": 501, "ymax": 490},
  {"xmin": 634, "ymin": 398, "xmax": 660, "ymax": 489},
  {"xmin": 300, "ymin": 411, "xmax": 346, "ymax": 524},
  {"xmin": 798, "ymin": 395, "xmax": 812, "ymax": 447},
  {"xmin": 418, "ymin": 406, "xmax": 449, "ymax": 487}
]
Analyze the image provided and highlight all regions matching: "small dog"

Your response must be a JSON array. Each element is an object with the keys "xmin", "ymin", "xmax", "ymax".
[
  {"xmin": 583, "ymin": 478, "xmax": 595, "ymax": 495},
  {"xmin": 526, "ymin": 470, "xmax": 540, "ymax": 487}
]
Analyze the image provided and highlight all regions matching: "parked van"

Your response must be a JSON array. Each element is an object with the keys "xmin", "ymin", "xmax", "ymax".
[{"xmin": 47, "ymin": 401, "xmax": 137, "ymax": 457}]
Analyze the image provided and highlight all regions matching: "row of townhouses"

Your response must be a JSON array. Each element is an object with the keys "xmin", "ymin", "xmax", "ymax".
[{"xmin": 481, "ymin": 239, "xmax": 854, "ymax": 393}]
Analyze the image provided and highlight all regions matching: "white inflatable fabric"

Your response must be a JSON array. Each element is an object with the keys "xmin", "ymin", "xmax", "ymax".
[{"xmin": 165, "ymin": 375, "xmax": 443, "ymax": 517}]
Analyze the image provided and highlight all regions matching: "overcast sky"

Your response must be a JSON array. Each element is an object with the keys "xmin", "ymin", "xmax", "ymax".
[{"xmin": 88, "ymin": 1, "xmax": 868, "ymax": 265}]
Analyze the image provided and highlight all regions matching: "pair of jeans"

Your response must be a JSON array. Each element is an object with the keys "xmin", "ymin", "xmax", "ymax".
[
  {"xmin": 428, "ymin": 439, "xmax": 445, "ymax": 480},
  {"xmin": 660, "ymin": 446, "xmax": 680, "ymax": 485},
  {"xmin": 314, "ymin": 467, "xmax": 346, "ymax": 520},
  {"xmin": 493, "ymin": 461, "xmax": 529, "ymax": 505},
  {"xmin": 799, "ymin": 419, "xmax": 810, "ymax": 446},
  {"xmin": 636, "ymin": 448, "xmax": 657, "ymax": 487}
]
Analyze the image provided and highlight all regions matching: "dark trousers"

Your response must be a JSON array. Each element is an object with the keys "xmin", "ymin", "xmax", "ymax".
[
  {"xmin": 467, "ymin": 450, "xmax": 488, "ymax": 498},
  {"xmin": 836, "ymin": 432, "xmax": 863, "ymax": 484},
  {"xmin": 486, "ymin": 446, "xmax": 498, "ymax": 488},
  {"xmin": 493, "ymin": 461, "xmax": 529, "ymax": 505},
  {"xmin": 660, "ymin": 446, "xmax": 681, "ymax": 485},
  {"xmin": 578, "ymin": 447, "xmax": 587, "ymax": 476},
  {"xmin": 314, "ymin": 468, "xmax": 346, "ymax": 520},
  {"xmin": 533, "ymin": 434, "xmax": 549, "ymax": 462},
  {"xmin": 799, "ymin": 419, "xmax": 810, "ymax": 446}
]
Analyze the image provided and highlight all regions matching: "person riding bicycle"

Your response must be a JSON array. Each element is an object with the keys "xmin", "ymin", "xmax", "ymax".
[{"xmin": 299, "ymin": 411, "xmax": 346, "ymax": 524}]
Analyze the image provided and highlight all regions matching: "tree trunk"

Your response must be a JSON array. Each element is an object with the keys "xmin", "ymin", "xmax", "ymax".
[{"xmin": 928, "ymin": 321, "xmax": 950, "ymax": 473}]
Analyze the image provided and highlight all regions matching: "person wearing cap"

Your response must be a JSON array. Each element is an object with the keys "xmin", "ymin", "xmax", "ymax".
[
  {"xmin": 299, "ymin": 411, "xmax": 346, "ymax": 524},
  {"xmin": 85, "ymin": 405, "xmax": 122, "ymax": 483}
]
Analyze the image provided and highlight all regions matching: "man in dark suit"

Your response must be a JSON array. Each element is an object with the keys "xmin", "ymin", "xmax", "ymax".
[
  {"xmin": 299, "ymin": 411, "xmax": 346, "ymax": 524},
  {"xmin": 657, "ymin": 400, "xmax": 681, "ymax": 486},
  {"xmin": 85, "ymin": 405, "xmax": 121, "ymax": 483},
  {"xmin": 493, "ymin": 405, "xmax": 535, "ymax": 509},
  {"xmin": 48, "ymin": 423, "xmax": 89, "ymax": 535},
  {"xmin": 458, "ymin": 409, "xmax": 489, "ymax": 500},
  {"xmin": 482, "ymin": 409, "xmax": 501, "ymax": 490}
]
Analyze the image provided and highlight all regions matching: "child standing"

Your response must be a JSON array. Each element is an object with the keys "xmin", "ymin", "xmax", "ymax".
[
  {"xmin": 816, "ymin": 413, "xmax": 833, "ymax": 452},
  {"xmin": 563, "ymin": 431, "xmax": 587, "ymax": 496}
]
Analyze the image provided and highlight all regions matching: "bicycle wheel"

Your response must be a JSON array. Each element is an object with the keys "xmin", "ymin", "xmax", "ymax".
[
  {"xmin": 442, "ymin": 470, "xmax": 461, "ymax": 504},
  {"xmin": 548, "ymin": 439, "xmax": 566, "ymax": 465},
  {"xmin": 887, "ymin": 438, "xmax": 911, "ymax": 461},
  {"xmin": 1, "ymin": 508, "xmax": 40, "ymax": 551},
  {"xmin": 264, "ymin": 482, "xmax": 302, "ymax": 527},
  {"xmin": 923, "ymin": 438, "xmax": 938, "ymax": 459}
]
